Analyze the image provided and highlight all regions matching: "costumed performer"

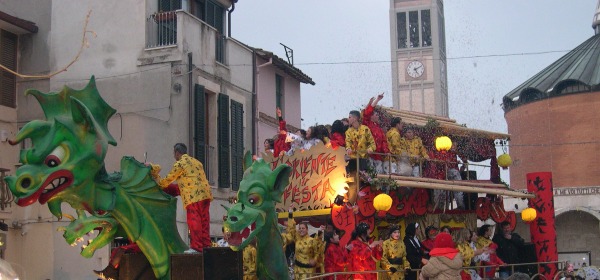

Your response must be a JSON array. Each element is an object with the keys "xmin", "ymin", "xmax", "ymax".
[
  {"xmin": 273, "ymin": 107, "xmax": 292, "ymax": 157},
  {"xmin": 324, "ymin": 230, "xmax": 348, "ymax": 280},
  {"xmin": 150, "ymin": 143, "xmax": 213, "ymax": 253},
  {"xmin": 243, "ymin": 241, "xmax": 258, "ymax": 280},
  {"xmin": 362, "ymin": 93, "xmax": 390, "ymax": 173},
  {"xmin": 381, "ymin": 224, "xmax": 411, "ymax": 280},
  {"xmin": 347, "ymin": 222, "xmax": 383, "ymax": 280},
  {"xmin": 345, "ymin": 110, "xmax": 376, "ymax": 173}
]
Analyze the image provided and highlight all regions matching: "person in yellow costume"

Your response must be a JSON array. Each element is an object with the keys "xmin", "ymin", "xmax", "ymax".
[
  {"xmin": 345, "ymin": 110, "xmax": 376, "ymax": 172},
  {"xmin": 283, "ymin": 220, "xmax": 323, "ymax": 280},
  {"xmin": 400, "ymin": 127, "xmax": 429, "ymax": 177},
  {"xmin": 243, "ymin": 242, "xmax": 258, "ymax": 280},
  {"xmin": 382, "ymin": 225, "xmax": 411, "ymax": 280},
  {"xmin": 150, "ymin": 143, "xmax": 213, "ymax": 253}
]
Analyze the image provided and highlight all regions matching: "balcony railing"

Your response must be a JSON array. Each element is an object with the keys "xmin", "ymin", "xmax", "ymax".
[{"xmin": 146, "ymin": 11, "xmax": 177, "ymax": 48}]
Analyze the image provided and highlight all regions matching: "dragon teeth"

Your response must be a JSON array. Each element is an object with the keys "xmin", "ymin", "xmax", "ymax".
[
  {"xmin": 87, "ymin": 239, "xmax": 93, "ymax": 245},
  {"xmin": 76, "ymin": 237, "xmax": 84, "ymax": 243},
  {"xmin": 59, "ymin": 177, "xmax": 66, "ymax": 185},
  {"xmin": 70, "ymin": 242, "xmax": 77, "ymax": 247}
]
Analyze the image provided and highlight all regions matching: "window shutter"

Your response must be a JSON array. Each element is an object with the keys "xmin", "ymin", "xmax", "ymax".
[
  {"xmin": 217, "ymin": 93, "xmax": 230, "ymax": 188},
  {"xmin": 230, "ymin": 100, "xmax": 243, "ymax": 191},
  {"xmin": 0, "ymin": 30, "xmax": 17, "ymax": 108},
  {"xmin": 193, "ymin": 84, "xmax": 207, "ymax": 166}
]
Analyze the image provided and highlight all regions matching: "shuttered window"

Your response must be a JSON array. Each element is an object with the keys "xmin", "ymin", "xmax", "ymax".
[
  {"xmin": 217, "ymin": 93, "xmax": 230, "ymax": 188},
  {"xmin": 230, "ymin": 100, "xmax": 243, "ymax": 191},
  {"xmin": 158, "ymin": 0, "xmax": 181, "ymax": 11},
  {"xmin": 193, "ymin": 84, "xmax": 207, "ymax": 166},
  {"xmin": 0, "ymin": 30, "xmax": 17, "ymax": 108}
]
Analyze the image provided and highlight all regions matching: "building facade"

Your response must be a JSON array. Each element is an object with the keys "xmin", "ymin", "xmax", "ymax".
[
  {"xmin": 0, "ymin": 0, "xmax": 312, "ymax": 278},
  {"xmin": 503, "ymin": 2, "xmax": 600, "ymax": 267},
  {"xmin": 389, "ymin": 0, "xmax": 449, "ymax": 117}
]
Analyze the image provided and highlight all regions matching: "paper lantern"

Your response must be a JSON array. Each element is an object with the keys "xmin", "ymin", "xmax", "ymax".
[
  {"xmin": 435, "ymin": 136, "xmax": 452, "ymax": 152},
  {"xmin": 498, "ymin": 153, "xmax": 512, "ymax": 169},
  {"xmin": 373, "ymin": 193, "xmax": 393, "ymax": 217},
  {"xmin": 521, "ymin": 207, "xmax": 537, "ymax": 223}
]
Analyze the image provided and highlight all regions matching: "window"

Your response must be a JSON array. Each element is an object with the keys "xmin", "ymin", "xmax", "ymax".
[
  {"xmin": 275, "ymin": 74, "xmax": 283, "ymax": 113},
  {"xmin": 230, "ymin": 100, "xmax": 243, "ymax": 191},
  {"xmin": 396, "ymin": 12, "xmax": 407, "ymax": 49},
  {"xmin": 408, "ymin": 11, "xmax": 419, "ymax": 48},
  {"xmin": 421, "ymin": 10, "xmax": 431, "ymax": 47},
  {"xmin": 0, "ymin": 30, "xmax": 17, "ymax": 108},
  {"xmin": 159, "ymin": 0, "xmax": 182, "ymax": 11},
  {"xmin": 191, "ymin": 0, "xmax": 224, "ymax": 32},
  {"xmin": 396, "ymin": 10, "xmax": 431, "ymax": 49}
]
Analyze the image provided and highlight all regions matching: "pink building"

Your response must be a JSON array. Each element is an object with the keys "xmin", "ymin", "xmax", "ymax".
[{"xmin": 252, "ymin": 48, "xmax": 315, "ymax": 154}]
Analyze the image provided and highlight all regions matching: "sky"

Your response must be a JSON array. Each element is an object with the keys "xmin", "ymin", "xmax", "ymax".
[{"xmin": 231, "ymin": 0, "xmax": 598, "ymax": 134}]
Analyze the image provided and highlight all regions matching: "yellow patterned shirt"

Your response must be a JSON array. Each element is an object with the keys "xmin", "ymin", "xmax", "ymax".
[
  {"xmin": 381, "ymin": 239, "xmax": 411, "ymax": 274},
  {"xmin": 151, "ymin": 154, "xmax": 213, "ymax": 208},
  {"xmin": 345, "ymin": 124, "xmax": 376, "ymax": 159},
  {"xmin": 476, "ymin": 236, "xmax": 493, "ymax": 250},
  {"xmin": 386, "ymin": 128, "xmax": 405, "ymax": 156},
  {"xmin": 457, "ymin": 242, "xmax": 474, "ymax": 267},
  {"xmin": 243, "ymin": 244, "xmax": 257, "ymax": 280},
  {"xmin": 401, "ymin": 137, "xmax": 429, "ymax": 165}
]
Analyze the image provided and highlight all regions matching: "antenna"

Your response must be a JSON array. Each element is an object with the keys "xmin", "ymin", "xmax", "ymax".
[{"xmin": 279, "ymin": 43, "xmax": 293, "ymax": 65}]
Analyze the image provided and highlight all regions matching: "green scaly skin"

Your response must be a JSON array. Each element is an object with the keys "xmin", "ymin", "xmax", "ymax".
[
  {"xmin": 224, "ymin": 153, "xmax": 292, "ymax": 280},
  {"xmin": 5, "ymin": 77, "xmax": 187, "ymax": 279}
]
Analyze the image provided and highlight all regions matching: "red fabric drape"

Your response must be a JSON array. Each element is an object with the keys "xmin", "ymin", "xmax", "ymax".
[{"xmin": 527, "ymin": 172, "xmax": 558, "ymax": 279}]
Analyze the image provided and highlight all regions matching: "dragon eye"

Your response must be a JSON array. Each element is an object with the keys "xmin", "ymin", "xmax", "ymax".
[
  {"xmin": 45, "ymin": 146, "xmax": 66, "ymax": 168},
  {"xmin": 247, "ymin": 194, "xmax": 262, "ymax": 206}
]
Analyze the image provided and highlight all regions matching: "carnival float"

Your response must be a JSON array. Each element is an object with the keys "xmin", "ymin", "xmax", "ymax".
[{"xmin": 6, "ymin": 78, "xmax": 562, "ymax": 279}]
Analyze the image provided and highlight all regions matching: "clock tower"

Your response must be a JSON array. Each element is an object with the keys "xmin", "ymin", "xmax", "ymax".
[{"xmin": 389, "ymin": 0, "xmax": 448, "ymax": 117}]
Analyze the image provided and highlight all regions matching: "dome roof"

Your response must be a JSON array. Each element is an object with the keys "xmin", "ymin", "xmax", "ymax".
[{"xmin": 503, "ymin": 33, "xmax": 600, "ymax": 112}]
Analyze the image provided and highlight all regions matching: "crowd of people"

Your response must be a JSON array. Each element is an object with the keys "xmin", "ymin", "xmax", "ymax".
[
  {"xmin": 268, "ymin": 208, "xmax": 527, "ymax": 280},
  {"xmin": 265, "ymin": 94, "xmax": 466, "ymax": 185}
]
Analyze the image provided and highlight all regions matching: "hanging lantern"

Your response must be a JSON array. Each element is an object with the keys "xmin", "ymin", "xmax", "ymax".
[
  {"xmin": 373, "ymin": 193, "xmax": 393, "ymax": 217},
  {"xmin": 498, "ymin": 153, "xmax": 512, "ymax": 169},
  {"xmin": 521, "ymin": 207, "xmax": 537, "ymax": 223},
  {"xmin": 435, "ymin": 136, "xmax": 452, "ymax": 152}
]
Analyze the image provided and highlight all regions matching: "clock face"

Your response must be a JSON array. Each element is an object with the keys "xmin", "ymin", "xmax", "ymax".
[{"xmin": 406, "ymin": 60, "xmax": 424, "ymax": 78}]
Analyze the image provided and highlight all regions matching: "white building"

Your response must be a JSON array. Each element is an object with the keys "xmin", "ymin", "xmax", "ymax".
[{"xmin": 0, "ymin": 0, "xmax": 313, "ymax": 279}]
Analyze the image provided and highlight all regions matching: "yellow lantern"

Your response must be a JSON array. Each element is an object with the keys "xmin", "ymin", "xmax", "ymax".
[
  {"xmin": 435, "ymin": 136, "xmax": 452, "ymax": 152},
  {"xmin": 521, "ymin": 207, "xmax": 537, "ymax": 223},
  {"xmin": 498, "ymin": 153, "xmax": 512, "ymax": 169},
  {"xmin": 373, "ymin": 193, "xmax": 393, "ymax": 217}
]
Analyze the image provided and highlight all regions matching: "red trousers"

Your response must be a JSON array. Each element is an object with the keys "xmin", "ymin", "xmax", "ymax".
[{"xmin": 187, "ymin": 199, "xmax": 211, "ymax": 251}]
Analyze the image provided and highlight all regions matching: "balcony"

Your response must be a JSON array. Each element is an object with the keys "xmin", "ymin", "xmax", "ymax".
[{"xmin": 143, "ymin": 10, "xmax": 226, "ymax": 65}]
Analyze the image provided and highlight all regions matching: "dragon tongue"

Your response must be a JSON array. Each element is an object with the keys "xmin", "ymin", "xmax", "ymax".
[{"xmin": 228, "ymin": 232, "xmax": 244, "ymax": 246}]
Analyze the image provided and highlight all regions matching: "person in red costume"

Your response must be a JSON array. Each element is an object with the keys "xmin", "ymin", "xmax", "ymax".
[
  {"xmin": 329, "ymin": 120, "xmax": 347, "ymax": 149},
  {"xmin": 324, "ymin": 230, "xmax": 348, "ymax": 280},
  {"xmin": 347, "ymin": 222, "xmax": 383, "ymax": 280},
  {"xmin": 362, "ymin": 93, "xmax": 390, "ymax": 174},
  {"xmin": 421, "ymin": 226, "xmax": 439, "ymax": 259},
  {"xmin": 273, "ymin": 107, "xmax": 291, "ymax": 157},
  {"xmin": 420, "ymin": 232, "xmax": 463, "ymax": 280}
]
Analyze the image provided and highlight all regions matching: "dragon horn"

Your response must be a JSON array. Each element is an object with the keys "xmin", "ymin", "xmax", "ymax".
[
  {"xmin": 63, "ymin": 213, "xmax": 76, "ymax": 221},
  {"xmin": 221, "ymin": 204, "xmax": 231, "ymax": 211},
  {"xmin": 242, "ymin": 151, "xmax": 253, "ymax": 172}
]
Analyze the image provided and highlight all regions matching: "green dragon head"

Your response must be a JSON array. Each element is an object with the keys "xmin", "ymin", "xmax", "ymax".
[
  {"xmin": 5, "ymin": 76, "xmax": 118, "ymax": 255},
  {"xmin": 224, "ymin": 154, "xmax": 291, "ymax": 251}
]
